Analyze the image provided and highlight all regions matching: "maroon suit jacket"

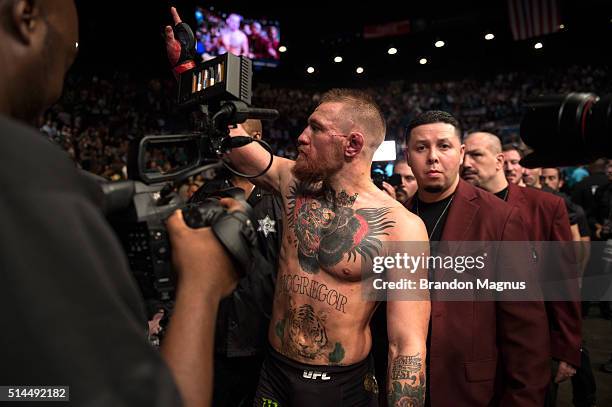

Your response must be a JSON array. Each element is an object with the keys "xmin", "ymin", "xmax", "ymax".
[
  {"xmin": 506, "ymin": 183, "xmax": 582, "ymax": 367},
  {"xmin": 429, "ymin": 179, "xmax": 550, "ymax": 407}
]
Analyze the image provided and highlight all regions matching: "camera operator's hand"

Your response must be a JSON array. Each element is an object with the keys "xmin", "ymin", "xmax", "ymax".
[
  {"xmin": 554, "ymin": 360, "xmax": 576, "ymax": 383},
  {"xmin": 164, "ymin": 7, "xmax": 197, "ymax": 76},
  {"xmin": 595, "ymin": 223, "xmax": 602, "ymax": 239},
  {"xmin": 218, "ymin": 196, "xmax": 248, "ymax": 213},
  {"xmin": 166, "ymin": 210, "xmax": 238, "ymax": 300},
  {"xmin": 162, "ymin": 210, "xmax": 239, "ymax": 407},
  {"xmin": 148, "ymin": 309, "xmax": 165, "ymax": 337}
]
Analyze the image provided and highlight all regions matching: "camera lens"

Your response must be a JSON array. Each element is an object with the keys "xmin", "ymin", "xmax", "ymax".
[{"xmin": 521, "ymin": 93, "xmax": 612, "ymax": 167}]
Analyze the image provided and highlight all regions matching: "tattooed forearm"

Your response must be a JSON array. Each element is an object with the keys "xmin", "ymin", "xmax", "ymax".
[
  {"xmin": 388, "ymin": 353, "xmax": 426, "ymax": 407},
  {"xmin": 392, "ymin": 353, "xmax": 423, "ymax": 379}
]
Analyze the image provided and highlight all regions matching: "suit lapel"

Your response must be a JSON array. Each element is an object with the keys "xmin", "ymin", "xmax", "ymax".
[
  {"xmin": 506, "ymin": 183, "xmax": 527, "ymax": 208},
  {"xmin": 440, "ymin": 180, "xmax": 479, "ymax": 255}
]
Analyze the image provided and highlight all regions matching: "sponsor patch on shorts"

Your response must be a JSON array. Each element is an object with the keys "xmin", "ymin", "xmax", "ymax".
[
  {"xmin": 262, "ymin": 397, "xmax": 280, "ymax": 407},
  {"xmin": 364, "ymin": 372, "xmax": 379, "ymax": 394}
]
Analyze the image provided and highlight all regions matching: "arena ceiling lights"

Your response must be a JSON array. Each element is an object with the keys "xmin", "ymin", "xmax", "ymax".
[{"xmin": 300, "ymin": 25, "xmax": 560, "ymax": 76}]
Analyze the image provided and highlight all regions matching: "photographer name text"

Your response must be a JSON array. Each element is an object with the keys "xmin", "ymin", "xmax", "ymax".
[{"xmin": 373, "ymin": 278, "xmax": 526, "ymax": 292}]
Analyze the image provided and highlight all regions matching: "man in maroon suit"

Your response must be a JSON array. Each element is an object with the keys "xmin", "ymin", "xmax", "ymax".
[
  {"xmin": 461, "ymin": 131, "xmax": 582, "ymax": 405},
  {"xmin": 405, "ymin": 112, "xmax": 550, "ymax": 406}
]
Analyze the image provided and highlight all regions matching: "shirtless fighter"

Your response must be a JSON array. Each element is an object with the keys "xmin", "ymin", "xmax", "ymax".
[
  {"xmin": 220, "ymin": 13, "xmax": 249, "ymax": 57},
  {"xmin": 227, "ymin": 89, "xmax": 430, "ymax": 407},
  {"xmin": 164, "ymin": 9, "xmax": 429, "ymax": 405}
]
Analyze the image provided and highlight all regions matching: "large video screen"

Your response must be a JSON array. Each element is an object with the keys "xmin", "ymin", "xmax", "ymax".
[{"xmin": 194, "ymin": 7, "xmax": 281, "ymax": 68}]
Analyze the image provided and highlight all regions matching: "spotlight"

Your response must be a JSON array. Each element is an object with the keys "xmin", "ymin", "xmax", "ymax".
[
  {"xmin": 434, "ymin": 40, "xmax": 445, "ymax": 48},
  {"xmin": 334, "ymin": 56, "xmax": 343, "ymax": 63},
  {"xmin": 484, "ymin": 33, "xmax": 495, "ymax": 40},
  {"xmin": 534, "ymin": 42, "xmax": 543, "ymax": 49},
  {"xmin": 306, "ymin": 66, "xmax": 315, "ymax": 74},
  {"xmin": 356, "ymin": 67, "xmax": 364, "ymax": 74},
  {"xmin": 419, "ymin": 58, "xmax": 428, "ymax": 65},
  {"xmin": 279, "ymin": 45, "xmax": 287, "ymax": 53},
  {"xmin": 387, "ymin": 47, "xmax": 398, "ymax": 55}
]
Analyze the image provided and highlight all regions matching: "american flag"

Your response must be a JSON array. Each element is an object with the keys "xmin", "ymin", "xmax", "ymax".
[
  {"xmin": 507, "ymin": 0, "xmax": 562, "ymax": 40},
  {"xmin": 364, "ymin": 20, "xmax": 411, "ymax": 39}
]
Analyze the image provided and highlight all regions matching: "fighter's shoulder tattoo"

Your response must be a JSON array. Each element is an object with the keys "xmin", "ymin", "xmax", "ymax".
[{"xmin": 286, "ymin": 181, "xmax": 395, "ymax": 274}]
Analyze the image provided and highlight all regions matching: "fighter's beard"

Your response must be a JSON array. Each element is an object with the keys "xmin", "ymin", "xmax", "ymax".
[
  {"xmin": 292, "ymin": 146, "xmax": 344, "ymax": 183},
  {"xmin": 292, "ymin": 156, "xmax": 326, "ymax": 183}
]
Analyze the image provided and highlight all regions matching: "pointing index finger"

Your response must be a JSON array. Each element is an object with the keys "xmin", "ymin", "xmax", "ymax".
[{"xmin": 170, "ymin": 7, "xmax": 182, "ymax": 25}]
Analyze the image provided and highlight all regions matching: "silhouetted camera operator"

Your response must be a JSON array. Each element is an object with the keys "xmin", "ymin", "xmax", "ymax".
[{"xmin": 0, "ymin": 1, "xmax": 238, "ymax": 405}]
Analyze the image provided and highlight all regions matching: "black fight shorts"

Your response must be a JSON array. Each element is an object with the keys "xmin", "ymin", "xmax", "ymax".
[{"xmin": 253, "ymin": 347, "xmax": 379, "ymax": 407}]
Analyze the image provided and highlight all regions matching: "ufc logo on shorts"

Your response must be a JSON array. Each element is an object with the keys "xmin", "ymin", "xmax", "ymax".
[{"xmin": 303, "ymin": 370, "xmax": 331, "ymax": 380}]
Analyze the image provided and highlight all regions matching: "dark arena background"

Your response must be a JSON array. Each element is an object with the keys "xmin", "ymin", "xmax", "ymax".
[
  {"xmin": 59, "ymin": 0, "xmax": 612, "ymax": 177},
  {"xmin": 40, "ymin": 0, "xmax": 611, "ymax": 405}
]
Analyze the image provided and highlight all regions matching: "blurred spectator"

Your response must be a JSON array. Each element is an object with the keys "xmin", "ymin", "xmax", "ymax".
[
  {"xmin": 248, "ymin": 22, "xmax": 277, "ymax": 60},
  {"xmin": 502, "ymin": 144, "xmax": 525, "ymax": 186},
  {"xmin": 523, "ymin": 167, "xmax": 542, "ymax": 189},
  {"xmin": 43, "ymin": 64, "xmax": 611, "ymax": 187},
  {"xmin": 567, "ymin": 166, "xmax": 590, "ymax": 188}
]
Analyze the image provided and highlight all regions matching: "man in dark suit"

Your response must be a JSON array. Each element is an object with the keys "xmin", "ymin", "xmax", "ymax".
[
  {"xmin": 461, "ymin": 132, "xmax": 583, "ymax": 406},
  {"xmin": 405, "ymin": 112, "xmax": 550, "ymax": 406}
]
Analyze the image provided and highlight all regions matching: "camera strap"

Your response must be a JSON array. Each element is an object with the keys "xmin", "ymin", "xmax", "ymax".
[{"xmin": 211, "ymin": 211, "xmax": 258, "ymax": 274}]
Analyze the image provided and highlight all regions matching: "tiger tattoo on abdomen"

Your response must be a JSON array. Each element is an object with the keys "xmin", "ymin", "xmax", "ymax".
[{"xmin": 285, "ymin": 304, "xmax": 328, "ymax": 359}]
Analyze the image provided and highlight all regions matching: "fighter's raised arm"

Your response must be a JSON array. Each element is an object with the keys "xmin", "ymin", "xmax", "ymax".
[
  {"xmin": 164, "ymin": 7, "xmax": 294, "ymax": 193},
  {"xmin": 164, "ymin": 7, "xmax": 197, "ymax": 76},
  {"xmin": 226, "ymin": 122, "xmax": 295, "ymax": 194}
]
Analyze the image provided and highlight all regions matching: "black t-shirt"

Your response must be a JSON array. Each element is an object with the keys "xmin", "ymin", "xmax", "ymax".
[
  {"xmin": 571, "ymin": 173, "xmax": 609, "ymax": 212},
  {"xmin": 591, "ymin": 182, "xmax": 612, "ymax": 226},
  {"xmin": 495, "ymin": 186, "xmax": 509, "ymax": 201},
  {"xmin": 573, "ymin": 203, "xmax": 591, "ymax": 237},
  {"xmin": 542, "ymin": 186, "xmax": 592, "ymax": 236},
  {"xmin": 0, "ymin": 115, "xmax": 181, "ymax": 406},
  {"xmin": 410, "ymin": 193, "xmax": 454, "ymax": 407},
  {"xmin": 412, "ymin": 194, "xmax": 454, "ymax": 242}
]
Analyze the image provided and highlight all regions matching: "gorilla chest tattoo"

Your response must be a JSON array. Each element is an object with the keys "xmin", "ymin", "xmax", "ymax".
[{"xmin": 286, "ymin": 182, "xmax": 395, "ymax": 274}]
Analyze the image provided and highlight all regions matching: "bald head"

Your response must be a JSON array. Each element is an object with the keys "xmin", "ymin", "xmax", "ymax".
[
  {"xmin": 319, "ymin": 88, "xmax": 386, "ymax": 155},
  {"xmin": 241, "ymin": 119, "xmax": 263, "ymax": 140},
  {"xmin": 0, "ymin": 0, "xmax": 78, "ymax": 124},
  {"xmin": 461, "ymin": 131, "xmax": 507, "ymax": 193},
  {"xmin": 464, "ymin": 132, "xmax": 501, "ymax": 154}
]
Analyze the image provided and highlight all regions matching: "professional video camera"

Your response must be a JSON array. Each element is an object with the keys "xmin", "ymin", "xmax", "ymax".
[
  {"xmin": 98, "ymin": 53, "xmax": 279, "ymax": 314},
  {"xmin": 520, "ymin": 93, "xmax": 612, "ymax": 167}
]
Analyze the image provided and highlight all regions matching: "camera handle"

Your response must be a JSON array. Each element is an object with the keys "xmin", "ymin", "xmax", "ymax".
[{"xmin": 221, "ymin": 137, "xmax": 274, "ymax": 179}]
